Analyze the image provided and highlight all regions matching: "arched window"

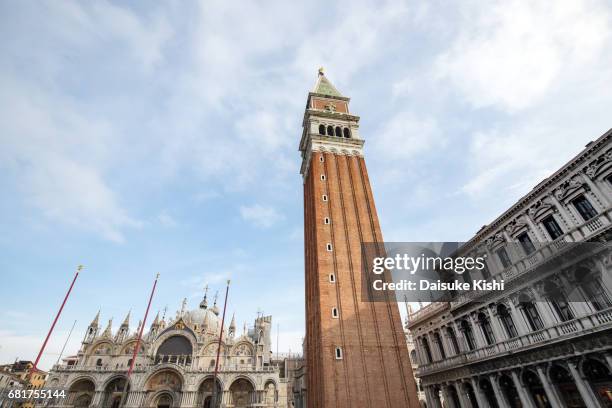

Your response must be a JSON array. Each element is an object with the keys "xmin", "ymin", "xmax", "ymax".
[
  {"xmin": 318, "ymin": 124, "xmax": 325, "ymax": 135},
  {"xmin": 96, "ymin": 358, "xmax": 102, "ymax": 366},
  {"xmin": 343, "ymin": 128, "xmax": 350, "ymax": 138},
  {"xmin": 327, "ymin": 126, "xmax": 334, "ymax": 136},
  {"xmin": 460, "ymin": 320, "xmax": 476, "ymax": 350},
  {"xmin": 446, "ymin": 326, "xmax": 460, "ymax": 354},
  {"xmin": 497, "ymin": 305, "xmax": 518, "ymax": 338},
  {"xmin": 433, "ymin": 332, "xmax": 446, "ymax": 359},
  {"xmin": 335, "ymin": 127, "xmax": 342, "ymax": 137},
  {"xmin": 521, "ymin": 301, "xmax": 544, "ymax": 331},
  {"xmin": 478, "ymin": 313, "xmax": 496, "ymax": 345}
]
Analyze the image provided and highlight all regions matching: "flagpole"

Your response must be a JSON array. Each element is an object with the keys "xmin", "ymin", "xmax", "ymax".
[
  {"xmin": 119, "ymin": 273, "xmax": 160, "ymax": 408},
  {"xmin": 212, "ymin": 280, "xmax": 230, "ymax": 408},
  {"xmin": 31, "ymin": 265, "xmax": 83, "ymax": 376},
  {"xmin": 55, "ymin": 319, "xmax": 77, "ymax": 367}
]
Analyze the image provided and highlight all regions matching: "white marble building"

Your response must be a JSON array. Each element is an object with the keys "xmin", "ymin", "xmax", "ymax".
[
  {"xmin": 43, "ymin": 290, "xmax": 286, "ymax": 408},
  {"xmin": 409, "ymin": 129, "xmax": 612, "ymax": 408}
]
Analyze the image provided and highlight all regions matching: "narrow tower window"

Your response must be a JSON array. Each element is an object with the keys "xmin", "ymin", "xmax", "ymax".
[
  {"xmin": 322, "ymin": 195, "xmax": 328, "ymax": 201},
  {"xmin": 332, "ymin": 307, "xmax": 339, "ymax": 318},
  {"xmin": 320, "ymin": 155, "xmax": 324, "ymax": 162},
  {"xmin": 326, "ymin": 243, "xmax": 333, "ymax": 251},
  {"xmin": 335, "ymin": 127, "xmax": 342, "ymax": 137},
  {"xmin": 329, "ymin": 273, "xmax": 336, "ymax": 282},
  {"xmin": 324, "ymin": 217, "xmax": 330, "ymax": 225},
  {"xmin": 321, "ymin": 174, "xmax": 326, "ymax": 181},
  {"xmin": 327, "ymin": 126, "xmax": 334, "ymax": 136},
  {"xmin": 343, "ymin": 128, "xmax": 351, "ymax": 138},
  {"xmin": 335, "ymin": 347, "xmax": 343, "ymax": 359},
  {"xmin": 318, "ymin": 124, "xmax": 325, "ymax": 135}
]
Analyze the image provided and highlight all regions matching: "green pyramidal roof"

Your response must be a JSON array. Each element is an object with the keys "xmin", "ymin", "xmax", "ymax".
[{"xmin": 313, "ymin": 71, "xmax": 343, "ymax": 97}]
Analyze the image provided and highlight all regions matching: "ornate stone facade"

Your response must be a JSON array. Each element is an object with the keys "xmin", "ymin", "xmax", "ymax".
[
  {"xmin": 43, "ymin": 290, "xmax": 286, "ymax": 408},
  {"xmin": 409, "ymin": 129, "xmax": 612, "ymax": 407}
]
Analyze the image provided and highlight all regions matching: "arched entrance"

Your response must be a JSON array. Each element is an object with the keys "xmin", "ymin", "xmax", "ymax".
[
  {"xmin": 155, "ymin": 393, "xmax": 174, "ymax": 408},
  {"xmin": 583, "ymin": 357, "xmax": 612, "ymax": 406},
  {"xmin": 479, "ymin": 378, "xmax": 499, "ymax": 408},
  {"xmin": 499, "ymin": 374, "xmax": 521, "ymax": 408},
  {"xmin": 550, "ymin": 364, "xmax": 585, "ymax": 407},
  {"xmin": 68, "ymin": 378, "xmax": 95, "ymax": 408},
  {"xmin": 197, "ymin": 377, "xmax": 222, "ymax": 408},
  {"xmin": 229, "ymin": 378, "xmax": 255, "ymax": 408},
  {"xmin": 145, "ymin": 369, "xmax": 183, "ymax": 408},
  {"xmin": 102, "ymin": 376, "xmax": 129, "ymax": 408},
  {"xmin": 522, "ymin": 370, "xmax": 550, "ymax": 408}
]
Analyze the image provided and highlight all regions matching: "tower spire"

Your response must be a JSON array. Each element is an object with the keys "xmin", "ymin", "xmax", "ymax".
[
  {"xmin": 90, "ymin": 310, "xmax": 100, "ymax": 327},
  {"xmin": 121, "ymin": 311, "xmax": 131, "ymax": 327},
  {"xmin": 312, "ymin": 68, "xmax": 343, "ymax": 97}
]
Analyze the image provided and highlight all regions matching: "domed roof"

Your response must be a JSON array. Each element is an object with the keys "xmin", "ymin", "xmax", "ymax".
[{"xmin": 188, "ymin": 307, "xmax": 219, "ymax": 326}]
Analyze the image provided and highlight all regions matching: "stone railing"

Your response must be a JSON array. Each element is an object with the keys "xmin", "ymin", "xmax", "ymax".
[
  {"xmin": 51, "ymin": 363, "xmax": 277, "ymax": 374},
  {"xmin": 416, "ymin": 306, "xmax": 612, "ymax": 377},
  {"xmin": 408, "ymin": 302, "xmax": 449, "ymax": 326}
]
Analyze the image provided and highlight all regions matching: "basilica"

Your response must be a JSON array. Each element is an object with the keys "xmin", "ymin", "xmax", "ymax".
[{"xmin": 44, "ymin": 289, "xmax": 286, "ymax": 408}]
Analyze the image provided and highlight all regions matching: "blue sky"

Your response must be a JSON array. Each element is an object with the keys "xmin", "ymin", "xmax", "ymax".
[{"xmin": 1, "ymin": 0, "xmax": 611, "ymax": 370}]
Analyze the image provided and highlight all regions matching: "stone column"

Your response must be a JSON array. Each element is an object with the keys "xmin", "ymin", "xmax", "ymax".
[
  {"xmin": 436, "ymin": 330, "xmax": 448, "ymax": 359},
  {"xmin": 487, "ymin": 306, "xmax": 505, "ymax": 343},
  {"xmin": 567, "ymin": 360, "xmax": 603, "ymax": 408},
  {"xmin": 470, "ymin": 377, "xmax": 489, "ymax": 408},
  {"xmin": 523, "ymin": 213, "xmax": 547, "ymax": 242},
  {"xmin": 428, "ymin": 332, "xmax": 442, "ymax": 361},
  {"xmin": 533, "ymin": 299, "xmax": 557, "ymax": 328},
  {"xmin": 456, "ymin": 382, "xmax": 472, "ymax": 408},
  {"xmin": 426, "ymin": 386, "xmax": 442, "ymax": 408},
  {"xmin": 507, "ymin": 300, "xmax": 529, "ymax": 336},
  {"xmin": 469, "ymin": 314, "xmax": 486, "ymax": 349},
  {"xmin": 450, "ymin": 321, "xmax": 467, "ymax": 352},
  {"xmin": 535, "ymin": 365, "xmax": 566, "ymax": 408},
  {"xmin": 489, "ymin": 375, "xmax": 510, "ymax": 408},
  {"xmin": 91, "ymin": 391, "xmax": 103, "ymax": 406},
  {"xmin": 442, "ymin": 385, "xmax": 458, "ymax": 408},
  {"xmin": 442, "ymin": 326, "xmax": 457, "ymax": 356},
  {"xmin": 510, "ymin": 370, "xmax": 536, "ymax": 408},
  {"xmin": 548, "ymin": 195, "xmax": 579, "ymax": 230}
]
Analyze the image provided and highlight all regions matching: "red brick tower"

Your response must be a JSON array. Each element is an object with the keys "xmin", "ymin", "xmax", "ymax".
[{"xmin": 299, "ymin": 69, "xmax": 420, "ymax": 408}]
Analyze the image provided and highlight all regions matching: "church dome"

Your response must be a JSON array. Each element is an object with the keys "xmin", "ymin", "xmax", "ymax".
[{"xmin": 188, "ymin": 307, "xmax": 219, "ymax": 330}]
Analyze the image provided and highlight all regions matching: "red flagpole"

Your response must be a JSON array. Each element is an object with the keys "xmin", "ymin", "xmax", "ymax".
[
  {"xmin": 31, "ymin": 265, "xmax": 83, "ymax": 374},
  {"xmin": 212, "ymin": 280, "xmax": 230, "ymax": 408},
  {"xmin": 119, "ymin": 273, "xmax": 160, "ymax": 408}
]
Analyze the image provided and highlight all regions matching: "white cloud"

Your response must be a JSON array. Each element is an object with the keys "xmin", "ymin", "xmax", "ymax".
[
  {"xmin": 460, "ymin": 122, "xmax": 593, "ymax": 198},
  {"xmin": 0, "ymin": 79, "xmax": 140, "ymax": 243},
  {"xmin": 157, "ymin": 211, "xmax": 178, "ymax": 228},
  {"xmin": 435, "ymin": 0, "xmax": 611, "ymax": 111},
  {"xmin": 240, "ymin": 204, "xmax": 284, "ymax": 228},
  {"xmin": 374, "ymin": 113, "xmax": 442, "ymax": 161}
]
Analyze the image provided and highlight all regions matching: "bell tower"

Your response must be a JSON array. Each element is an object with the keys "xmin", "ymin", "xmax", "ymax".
[{"xmin": 299, "ymin": 69, "xmax": 419, "ymax": 408}]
